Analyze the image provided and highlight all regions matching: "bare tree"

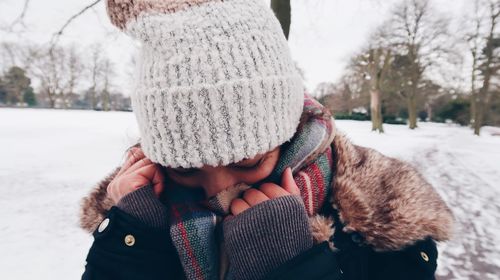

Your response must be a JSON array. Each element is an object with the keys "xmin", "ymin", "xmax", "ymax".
[
  {"xmin": 464, "ymin": 0, "xmax": 485, "ymax": 127},
  {"xmin": 100, "ymin": 58, "xmax": 115, "ymax": 111},
  {"xmin": 317, "ymin": 67, "xmax": 367, "ymax": 117},
  {"xmin": 344, "ymin": 28, "xmax": 392, "ymax": 133},
  {"xmin": 63, "ymin": 46, "xmax": 84, "ymax": 107},
  {"xmin": 88, "ymin": 44, "xmax": 104, "ymax": 110},
  {"xmin": 34, "ymin": 48, "xmax": 65, "ymax": 108},
  {"xmin": 33, "ymin": 45, "xmax": 84, "ymax": 108},
  {"xmin": 467, "ymin": 0, "xmax": 500, "ymax": 135},
  {"xmin": 386, "ymin": 0, "xmax": 452, "ymax": 129},
  {"xmin": 366, "ymin": 48, "xmax": 391, "ymax": 133}
]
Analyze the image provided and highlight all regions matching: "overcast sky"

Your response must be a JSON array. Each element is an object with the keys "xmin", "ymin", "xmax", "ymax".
[{"xmin": 0, "ymin": 0, "xmax": 469, "ymax": 96}]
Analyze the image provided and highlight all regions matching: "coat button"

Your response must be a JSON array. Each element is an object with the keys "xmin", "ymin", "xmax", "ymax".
[
  {"xmin": 351, "ymin": 232, "xmax": 363, "ymax": 244},
  {"xmin": 124, "ymin": 234, "xmax": 136, "ymax": 247},
  {"xmin": 97, "ymin": 218, "xmax": 109, "ymax": 233},
  {"xmin": 420, "ymin": 251, "xmax": 429, "ymax": 262}
]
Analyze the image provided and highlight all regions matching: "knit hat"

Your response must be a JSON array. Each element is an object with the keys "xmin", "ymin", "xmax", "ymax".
[{"xmin": 106, "ymin": 0, "xmax": 305, "ymax": 168}]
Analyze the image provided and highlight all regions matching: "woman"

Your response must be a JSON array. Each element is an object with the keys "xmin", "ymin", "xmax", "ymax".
[{"xmin": 80, "ymin": 0, "xmax": 454, "ymax": 279}]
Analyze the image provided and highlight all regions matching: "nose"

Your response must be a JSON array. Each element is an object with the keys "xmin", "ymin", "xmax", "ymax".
[{"xmin": 201, "ymin": 165, "xmax": 239, "ymax": 197}]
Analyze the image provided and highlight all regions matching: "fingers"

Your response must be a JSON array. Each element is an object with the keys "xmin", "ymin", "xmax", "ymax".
[
  {"xmin": 134, "ymin": 164, "xmax": 161, "ymax": 182},
  {"xmin": 242, "ymin": 188, "xmax": 270, "ymax": 206},
  {"xmin": 228, "ymin": 167, "xmax": 300, "ymax": 216},
  {"xmin": 124, "ymin": 156, "xmax": 153, "ymax": 175},
  {"xmin": 118, "ymin": 147, "xmax": 145, "ymax": 176},
  {"xmin": 228, "ymin": 184, "xmax": 286, "ymax": 215},
  {"xmin": 260, "ymin": 182, "xmax": 290, "ymax": 199},
  {"xmin": 281, "ymin": 167, "xmax": 300, "ymax": 196},
  {"xmin": 229, "ymin": 189, "xmax": 269, "ymax": 215},
  {"xmin": 107, "ymin": 146, "xmax": 168, "ymax": 203},
  {"xmin": 230, "ymin": 198, "xmax": 251, "ymax": 215}
]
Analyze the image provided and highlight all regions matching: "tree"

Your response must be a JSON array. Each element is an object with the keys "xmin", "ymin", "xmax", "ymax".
[
  {"xmin": 63, "ymin": 46, "xmax": 84, "ymax": 108},
  {"xmin": 464, "ymin": 0, "xmax": 485, "ymax": 127},
  {"xmin": 364, "ymin": 47, "xmax": 392, "ymax": 133},
  {"xmin": 316, "ymin": 69, "xmax": 368, "ymax": 118},
  {"xmin": 271, "ymin": 0, "xmax": 291, "ymax": 40},
  {"xmin": 3, "ymin": 66, "xmax": 31, "ymax": 105},
  {"xmin": 342, "ymin": 33, "xmax": 392, "ymax": 132},
  {"xmin": 0, "ymin": 76, "xmax": 5, "ymax": 103},
  {"xmin": 100, "ymin": 58, "xmax": 115, "ymax": 111},
  {"xmin": 88, "ymin": 44, "xmax": 104, "ymax": 110},
  {"xmin": 385, "ymin": 0, "xmax": 452, "ymax": 129},
  {"xmin": 33, "ymin": 46, "xmax": 84, "ymax": 108},
  {"xmin": 467, "ymin": 0, "xmax": 500, "ymax": 135},
  {"xmin": 23, "ymin": 86, "xmax": 37, "ymax": 106},
  {"xmin": 34, "ymin": 48, "xmax": 64, "ymax": 108}
]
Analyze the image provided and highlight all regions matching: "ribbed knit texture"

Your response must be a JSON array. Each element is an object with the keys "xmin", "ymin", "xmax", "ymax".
[
  {"xmin": 116, "ymin": 184, "xmax": 170, "ymax": 231},
  {"xmin": 223, "ymin": 195, "xmax": 314, "ymax": 280},
  {"xmin": 104, "ymin": 0, "xmax": 304, "ymax": 168}
]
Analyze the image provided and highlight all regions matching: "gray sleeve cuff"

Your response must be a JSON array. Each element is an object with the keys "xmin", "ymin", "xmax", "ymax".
[
  {"xmin": 116, "ymin": 184, "xmax": 170, "ymax": 231},
  {"xmin": 223, "ymin": 195, "xmax": 313, "ymax": 280}
]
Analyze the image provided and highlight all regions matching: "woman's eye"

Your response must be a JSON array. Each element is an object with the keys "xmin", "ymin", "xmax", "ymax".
[{"xmin": 233, "ymin": 158, "xmax": 264, "ymax": 170}]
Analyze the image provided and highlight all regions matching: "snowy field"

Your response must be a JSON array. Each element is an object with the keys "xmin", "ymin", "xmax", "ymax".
[{"xmin": 1, "ymin": 107, "xmax": 499, "ymax": 280}]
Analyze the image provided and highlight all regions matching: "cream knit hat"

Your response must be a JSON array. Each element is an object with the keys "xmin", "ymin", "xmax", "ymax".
[{"xmin": 106, "ymin": 0, "xmax": 304, "ymax": 168}]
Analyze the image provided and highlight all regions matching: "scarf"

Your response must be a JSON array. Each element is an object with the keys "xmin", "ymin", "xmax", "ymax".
[{"xmin": 165, "ymin": 94, "xmax": 336, "ymax": 280}]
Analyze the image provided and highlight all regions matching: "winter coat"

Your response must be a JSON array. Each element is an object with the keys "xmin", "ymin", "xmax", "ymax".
[{"xmin": 79, "ymin": 132, "xmax": 454, "ymax": 280}]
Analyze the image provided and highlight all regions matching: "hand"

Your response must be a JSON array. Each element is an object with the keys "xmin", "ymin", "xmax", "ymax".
[
  {"xmin": 229, "ymin": 167, "xmax": 300, "ymax": 216},
  {"xmin": 107, "ymin": 147, "xmax": 165, "ymax": 204},
  {"xmin": 223, "ymin": 167, "xmax": 312, "ymax": 280}
]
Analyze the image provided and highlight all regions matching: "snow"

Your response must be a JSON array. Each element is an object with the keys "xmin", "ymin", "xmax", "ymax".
[{"xmin": 1, "ymin": 108, "xmax": 499, "ymax": 280}]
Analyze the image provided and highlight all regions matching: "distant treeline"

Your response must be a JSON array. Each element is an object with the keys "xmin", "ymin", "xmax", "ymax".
[{"xmin": 0, "ymin": 43, "xmax": 131, "ymax": 111}]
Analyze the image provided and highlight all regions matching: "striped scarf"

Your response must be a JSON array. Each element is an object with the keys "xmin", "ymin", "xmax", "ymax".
[{"xmin": 165, "ymin": 94, "xmax": 336, "ymax": 280}]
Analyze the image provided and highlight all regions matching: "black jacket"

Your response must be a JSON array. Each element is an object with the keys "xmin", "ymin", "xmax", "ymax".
[{"xmin": 82, "ymin": 206, "xmax": 438, "ymax": 280}]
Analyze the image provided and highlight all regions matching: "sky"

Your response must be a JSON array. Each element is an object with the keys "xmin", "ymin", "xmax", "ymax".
[{"xmin": 0, "ymin": 0, "xmax": 469, "ymax": 96}]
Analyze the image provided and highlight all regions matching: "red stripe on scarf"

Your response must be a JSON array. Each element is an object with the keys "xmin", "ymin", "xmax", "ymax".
[
  {"xmin": 295, "ymin": 172, "xmax": 311, "ymax": 215},
  {"xmin": 171, "ymin": 207, "xmax": 205, "ymax": 280},
  {"xmin": 310, "ymin": 163, "xmax": 325, "ymax": 212}
]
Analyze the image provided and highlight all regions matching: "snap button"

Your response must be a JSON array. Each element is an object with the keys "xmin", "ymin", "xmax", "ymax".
[
  {"xmin": 124, "ymin": 234, "xmax": 136, "ymax": 247},
  {"xmin": 351, "ymin": 232, "xmax": 363, "ymax": 244},
  {"xmin": 98, "ymin": 218, "xmax": 110, "ymax": 233},
  {"xmin": 420, "ymin": 251, "xmax": 429, "ymax": 262}
]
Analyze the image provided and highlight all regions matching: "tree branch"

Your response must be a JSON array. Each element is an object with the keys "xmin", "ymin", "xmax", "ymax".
[
  {"xmin": 49, "ymin": 0, "xmax": 102, "ymax": 53},
  {"xmin": 3, "ymin": 0, "xmax": 30, "ymax": 32}
]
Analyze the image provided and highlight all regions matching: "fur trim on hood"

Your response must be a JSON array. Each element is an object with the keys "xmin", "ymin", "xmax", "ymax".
[{"xmin": 79, "ymin": 132, "xmax": 454, "ymax": 252}]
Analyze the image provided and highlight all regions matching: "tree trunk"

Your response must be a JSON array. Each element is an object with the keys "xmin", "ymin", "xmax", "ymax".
[
  {"xmin": 102, "ymin": 90, "xmax": 110, "ymax": 111},
  {"xmin": 470, "ymin": 52, "xmax": 477, "ymax": 127},
  {"xmin": 46, "ymin": 90, "xmax": 56, "ymax": 108},
  {"xmin": 370, "ymin": 89, "xmax": 384, "ymax": 133},
  {"xmin": 474, "ymin": 100, "xmax": 483, "ymax": 135},
  {"xmin": 474, "ymin": 74, "xmax": 491, "ymax": 135},
  {"xmin": 49, "ymin": 96, "xmax": 55, "ymax": 108},
  {"xmin": 270, "ymin": 0, "xmax": 291, "ymax": 40},
  {"xmin": 91, "ymin": 87, "xmax": 97, "ymax": 110},
  {"xmin": 473, "ymin": 1, "xmax": 498, "ymax": 135},
  {"xmin": 408, "ymin": 95, "xmax": 418, "ymax": 129}
]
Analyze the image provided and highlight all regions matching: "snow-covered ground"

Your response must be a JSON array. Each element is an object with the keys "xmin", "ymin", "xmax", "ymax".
[{"xmin": 1, "ymin": 108, "xmax": 499, "ymax": 280}]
